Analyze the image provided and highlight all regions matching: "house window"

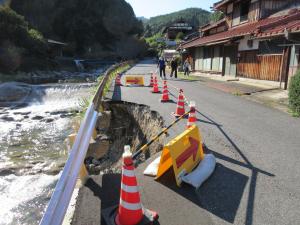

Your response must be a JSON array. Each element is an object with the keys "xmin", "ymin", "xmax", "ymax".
[{"xmin": 240, "ymin": 1, "xmax": 250, "ymax": 22}]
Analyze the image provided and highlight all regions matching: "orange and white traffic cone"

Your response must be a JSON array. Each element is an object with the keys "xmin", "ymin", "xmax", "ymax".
[
  {"xmin": 152, "ymin": 77, "xmax": 160, "ymax": 93},
  {"xmin": 187, "ymin": 101, "xmax": 196, "ymax": 128},
  {"xmin": 116, "ymin": 73, "xmax": 122, "ymax": 86},
  {"xmin": 102, "ymin": 146, "xmax": 159, "ymax": 225},
  {"xmin": 149, "ymin": 74, "xmax": 154, "ymax": 87},
  {"xmin": 173, "ymin": 89, "xmax": 186, "ymax": 117},
  {"xmin": 160, "ymin": 81, "xmax": 170, "ymax": 102}
]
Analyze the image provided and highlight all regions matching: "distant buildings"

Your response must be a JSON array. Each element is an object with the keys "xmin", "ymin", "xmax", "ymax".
[
  {"xmin": 163, "ymin": 19, "xmax": 194, "ymax": 41},
  {"xmin": 47, "ymin": 39, "xmax": 67, "ymax": 57},
  {"xmin": 179, "ymin": 0, "xmax": 300, "ymax": 89}
]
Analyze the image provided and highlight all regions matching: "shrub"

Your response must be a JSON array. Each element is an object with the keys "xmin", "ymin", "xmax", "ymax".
[
  {"xmin": 176, "ymin": 32, "xmax": 184, "ymax": 40},
  {"xmin": 289, "ymin": 70, "xmax": 300, "ymax": 116},
  {"xmin": 0, "ymin": 42, "xmax": 22, "ymax": 73},
  {"xmin": 0, "ymin": 6, "xmax": 47, "ymax": 54}
]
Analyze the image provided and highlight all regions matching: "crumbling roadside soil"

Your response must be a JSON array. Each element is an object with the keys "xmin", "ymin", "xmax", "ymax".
[{"xmin": 84, "ymin": 101, "xmax": 166, "ymax": 175}]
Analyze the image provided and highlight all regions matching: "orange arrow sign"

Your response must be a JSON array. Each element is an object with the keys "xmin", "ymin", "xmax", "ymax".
[
  {"xmin": 175, "ymin": 137, "xmax": 199, "ymax": 169},
  {"xmin": 127, "ymin": 79, "xmax": 139, "ymax": 83}
]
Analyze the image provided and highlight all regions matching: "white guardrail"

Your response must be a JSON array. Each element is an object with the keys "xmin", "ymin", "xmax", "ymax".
[
  {"xmin": 40, "ymin": 103, "xmax": 98, "ymax": 225},
  {"xmin": 39, "ymin": 62, "xmax": 129, "ymax": 225}
]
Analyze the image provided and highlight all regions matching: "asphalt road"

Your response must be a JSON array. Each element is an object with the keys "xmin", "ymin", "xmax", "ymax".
[{"xmin": 73, "ymin": 59, "xmax": 300, "ymax": 225}]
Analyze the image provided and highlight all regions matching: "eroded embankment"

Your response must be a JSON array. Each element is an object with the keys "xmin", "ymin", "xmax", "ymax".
[{"xmin": 84, "ymin": 101, "xmax": 166, "ymax": 175}]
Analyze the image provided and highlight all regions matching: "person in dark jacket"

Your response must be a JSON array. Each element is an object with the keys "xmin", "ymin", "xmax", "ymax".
[
  {"xmin": 157, "ymin": 57, "xmax": 166, "ymax": 79},
  {"xmin": 183, "ymin": 58, "xmax": 190, "ymax": 76},
  {"xmin": 170, "ymin": 58, "xmax": 178, "ymax": 78}
]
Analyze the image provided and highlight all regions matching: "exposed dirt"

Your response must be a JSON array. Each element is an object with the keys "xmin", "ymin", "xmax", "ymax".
[{"xmin": 84, "ymin": 101, "xmax": 165, "ymax": 175}]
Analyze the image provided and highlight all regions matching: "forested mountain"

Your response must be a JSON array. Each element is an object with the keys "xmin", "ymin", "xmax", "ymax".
[
  {"xmin": 10, "ymin": 0, "xmax": 144, "ymax": 56},
  {"xmin": 0, "ymin": 6, "xmax": 48, "ymax": 73},
  {"xmin": 143, "ymin": 8, "xmax": 211, "ymax": 37},
  {"xmin": 0, "ymin": 0, "xmax": 147, "ymax": 73}
]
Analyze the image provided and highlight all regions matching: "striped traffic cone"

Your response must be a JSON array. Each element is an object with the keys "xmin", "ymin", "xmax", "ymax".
[
  {"xmin": 160, "ymin": 81, "xmax": 170, "ymax": 102},
  {"xmin": 152, "ymin": 77, "xmax": 160, "ymax": 93},
  {"xmin": 102, "ymin": 146, "xmax": 159, "ymax": 225},
  {"xmin": 187, "ymin": 101, "xmax": 196, "ymax": 128},
  {"xmin": 173, "ymin": 89, "xmax": 185, "ymax": 117},
  {"xmin": 116, "ymin": 145, "xmax": 143, "ymax": 225},
  {"xmin": 149, "ymin": 74, "xmax": 154, "ymax": 87},
  {"xmin": 116, "ymin": 74, "xmax": 122, "ymax": 86}
]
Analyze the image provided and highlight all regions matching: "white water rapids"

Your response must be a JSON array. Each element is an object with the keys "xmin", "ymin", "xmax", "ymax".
[{"xmin": 0, "ymin": 82, "xmax": 95, "ymax": 225}]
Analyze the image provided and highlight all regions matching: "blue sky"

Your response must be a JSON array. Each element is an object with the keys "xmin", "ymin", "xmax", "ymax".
[{"xmin": 125, "ymin": 0, "xmax": 216, "ymax": 18}]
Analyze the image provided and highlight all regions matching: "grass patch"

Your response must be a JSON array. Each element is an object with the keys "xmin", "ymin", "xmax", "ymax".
[
  {"xmin": 232, "ymin": 91, "xmax": 243, "ymax": 96},
  {"xmin": 77, "ymin": 63, "xmax": 130, "ymax": 118},
  {"xmin": 288, "ymin": 109, "xmax": 300, "ymax": 117},
  {"xmin": 177, "ymin": 72, "xmax": 201, "ymax": 81},
  {"xmin": 103, "ymin": 64, "xmax": 130, "ymax": 97}
]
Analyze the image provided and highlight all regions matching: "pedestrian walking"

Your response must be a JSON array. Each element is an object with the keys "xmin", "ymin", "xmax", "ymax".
[
  {"xmin": 183, "ymin": 59, "xmax": 190, "ymax": 76},
  {"xmin": 157, "ymin": 57, "xmax": 166, "ymax": 79},
  {"xmin": 170, "ymin": 57, "xmax": 178, "ymax": 78}
]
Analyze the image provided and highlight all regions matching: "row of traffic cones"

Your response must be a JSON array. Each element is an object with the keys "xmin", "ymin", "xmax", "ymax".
[
  {"xmin": 150, "ymin": 74, "xmax": 169, "ymax": 102},
  {"xmin": 103, "ymin": 74, "xmax": 197, "ymax": 225},
  {"xmin": 150, "ymin": 73, "xmax": 197, "ymax": 128}
]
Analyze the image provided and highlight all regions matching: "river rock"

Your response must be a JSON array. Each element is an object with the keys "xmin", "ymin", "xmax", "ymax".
[
  {"xmin": 0, "ymin": 82, "xmax": 31, "ymax": 105},
  {"xmin": 0, "ymin": 168, "xmax": 14, "ymax": 176},
  {"xmin": 1, "ymin": 116, "xmax": 14, "ymax": 121},
  {"xmin": 50, "ymin": 110, "xmax": 69, "ymax": 115},
  {"xmin": 13, "ymin": 111, "xmax": 31, "ymax": 115},
  {"xmin": 60, "ymin": 113, "xmax": 73, "ymax": 118},
  {"xmin": 32, "ymin": 115, "xmax": 44, "ymax": 120},
  {"xmin": 45, "ymin": 118, "xmax": 54, "ymax": 123}
]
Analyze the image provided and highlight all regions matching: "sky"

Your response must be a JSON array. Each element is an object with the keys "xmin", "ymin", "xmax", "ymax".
[{"xmin": 125, "ymin": 0, "xmax": 216, "ymax": 18}]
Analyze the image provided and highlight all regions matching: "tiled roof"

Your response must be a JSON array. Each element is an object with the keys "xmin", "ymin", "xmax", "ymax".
[
  {"xmin": 201, "ymin": 18, "xmax": 227, "ymax": 32},
  {"xmin": 213, "ymin": 0, "xmax": 234, "ymax": 10},
  {"xmin": 255, "ymin": 9, "xmax": 300, "ymax": 38},
  {"xmin": 180, "ymin": 10, "xmax": 300, "ymax": 49},
  {"xmin": 256, "ymin": 20, "xmax": 300, "ymax": 38}
]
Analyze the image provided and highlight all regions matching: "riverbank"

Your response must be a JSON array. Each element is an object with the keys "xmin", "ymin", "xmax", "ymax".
[{"xmin": 0, "ymin": 67, "xmax": 104, "ymax": 225}]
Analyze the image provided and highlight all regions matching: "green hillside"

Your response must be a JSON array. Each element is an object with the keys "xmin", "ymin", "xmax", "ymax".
[
  {"xmin": 143, "ymin": 8, "xmax": 211, "ymax": 37},
  {"xmin": 0, "ymin": 0, "xmax": 147, "ymax": 73}
]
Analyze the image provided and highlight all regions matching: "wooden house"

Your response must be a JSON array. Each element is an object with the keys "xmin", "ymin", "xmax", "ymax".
[
  {"xmin": 163, "ymin": 20, "xmax": 194, "ymax": 40},
  {"xmin": 179, "ymin": 0, "xmax": 300, "ymax": 89}
]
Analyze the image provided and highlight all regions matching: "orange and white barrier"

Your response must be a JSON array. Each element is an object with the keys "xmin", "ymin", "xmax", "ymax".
[
  {"xmin": 173, "ymin": 89, "xmax": 185, "ymax": 117},
  {"xmin": 149, "ymin": 74, "xmax": 154, "ymax": 87},
  {"xmin": 116, "ymin": 146, "xmax": 143, "ymax": 225},
  {"xmin": 160, "ymin": 81, "xmax": 170, "ymax": 102},
  {"xmin": 102, "ymin": 146, "xmax": 159, "ymax": 225},
  {"xmin": 152, "ymin": 77, "xmax": 160, "ymax": 93},
  {"xmin": 187, "ymin": 101, "xmax": 196, "ymax": 128}
]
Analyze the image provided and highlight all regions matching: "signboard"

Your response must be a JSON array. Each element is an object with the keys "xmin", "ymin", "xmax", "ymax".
[
  {"xmin": 156, "ymin": 125, "xmax": 204, "ymax": 186},
  {"xmin": 125, "ymin": 76, "xmax": 145, "ymax": 86}
]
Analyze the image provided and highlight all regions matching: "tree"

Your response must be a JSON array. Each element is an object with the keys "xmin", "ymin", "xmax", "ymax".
[
  {"xmin": 176, "ymin": 32, "xmax": 184, "ymax": 40},
  {"xmin": 0, "ymin": 6, "xmax": 47, "ymax": 72},
  {"xmin": 143, "ymin": 8, "xmax": 211, "ymax": 37},
  {"xmin": 289, "ymin": 70, "xmax": 300, "ymax": 116},
  {"xmin": 210, "ymin": 11, "xmax": 224, "ymax": 22}
]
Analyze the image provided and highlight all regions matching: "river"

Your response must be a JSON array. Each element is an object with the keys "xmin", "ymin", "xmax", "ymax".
[{"xmin": 0, "ymin": 78, "xmax": 98, "ymax": 224}]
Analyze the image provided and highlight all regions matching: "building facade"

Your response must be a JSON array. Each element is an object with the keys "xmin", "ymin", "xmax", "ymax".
[
  {"xmin": 163, "ymin": 20, "xmax": 194, "ymax": 40},
  {"xmin": 179, "ymin": 0, "xmax": 300, "ymax": 89}
]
